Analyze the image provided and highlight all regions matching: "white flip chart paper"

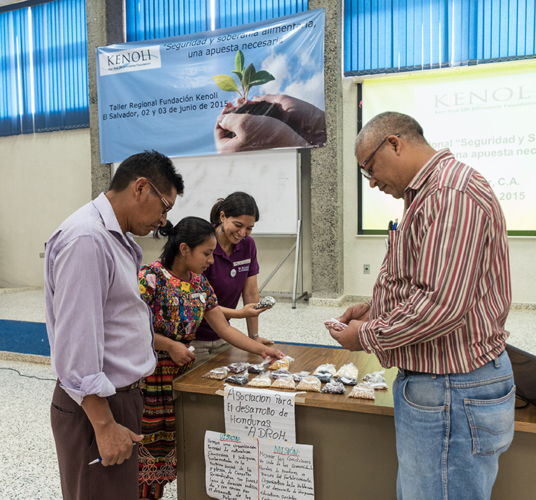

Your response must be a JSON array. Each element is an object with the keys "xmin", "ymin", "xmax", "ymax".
[{"xmin": 205, "ymin": 431, "xmax": 314, "ymax": 500}]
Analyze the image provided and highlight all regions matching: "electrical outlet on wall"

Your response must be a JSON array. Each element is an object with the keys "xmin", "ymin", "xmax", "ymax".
[{"xmin": 363, "ymin": 264, "xmax": 370, "ymax": 274}]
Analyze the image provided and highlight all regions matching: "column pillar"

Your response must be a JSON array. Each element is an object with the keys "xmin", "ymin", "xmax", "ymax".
[
  {"xmin": 308, "ymin": 0, "xmax": 345, "ymax": 300},
  {"xmin": 86, "ymin": 0, "xmax": 125, "ymax": 198}
]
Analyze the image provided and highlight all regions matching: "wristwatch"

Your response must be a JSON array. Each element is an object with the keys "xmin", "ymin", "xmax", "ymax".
[{"xmin": 250, "ymin": 334, "xmax": 259, "ymax": 339}]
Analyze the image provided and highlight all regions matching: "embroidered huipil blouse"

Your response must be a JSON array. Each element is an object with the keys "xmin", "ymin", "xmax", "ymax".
[{"xmin": 139, "ymin": 261, "xmax": 218, "ymax": 344}]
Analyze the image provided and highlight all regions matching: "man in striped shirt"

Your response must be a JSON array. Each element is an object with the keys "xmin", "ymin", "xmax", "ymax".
[{"xmin": 329, "ymin": 112, "xmax": 515, "ymax": 500}]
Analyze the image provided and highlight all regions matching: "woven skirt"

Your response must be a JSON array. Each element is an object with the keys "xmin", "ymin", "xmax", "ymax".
[{"xmin": 138, "ymin": 350, "xmax": 192, "ymax": 499}]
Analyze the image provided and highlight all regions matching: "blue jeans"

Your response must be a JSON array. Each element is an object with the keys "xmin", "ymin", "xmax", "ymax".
[{"xmin": 393, "ymin": 350, "xmax": 515, "ymax": 500}]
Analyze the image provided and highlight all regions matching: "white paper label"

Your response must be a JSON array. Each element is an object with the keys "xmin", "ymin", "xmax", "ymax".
[{"xmin": 224, "ymin": 386, "xmax": 296, "ymax": 443}]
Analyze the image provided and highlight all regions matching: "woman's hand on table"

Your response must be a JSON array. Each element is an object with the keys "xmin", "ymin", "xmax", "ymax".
[
  {"xmin": 261, "ymin": 346, "xmax": 285, "ymax": 360},
  {"xmin": 253, "ymin": 335, "xmax": 275, "ymax": 346},
  {"xmin": 168, "ymin": 342, "xmax": 195, "ymax": 367},
  {"xmin": 240, "ymin": 303, "xmax": 272, "ymax": 318}
]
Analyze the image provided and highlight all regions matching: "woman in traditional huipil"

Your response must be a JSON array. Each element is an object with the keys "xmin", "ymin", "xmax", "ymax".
[{"xmin": 137, "ymin": 216, "xmax": 284, "ymax": 499}]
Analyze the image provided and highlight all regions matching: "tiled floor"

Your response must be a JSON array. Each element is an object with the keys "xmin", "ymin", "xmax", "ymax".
[{"xmin": 1, "ymin": 289, "xmax": 535, "ymax": 499}]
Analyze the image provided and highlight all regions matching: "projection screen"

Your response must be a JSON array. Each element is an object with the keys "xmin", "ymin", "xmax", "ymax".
[{"xmin": 360, "ymin": 61, "xmax": 536, "ymax": 235}]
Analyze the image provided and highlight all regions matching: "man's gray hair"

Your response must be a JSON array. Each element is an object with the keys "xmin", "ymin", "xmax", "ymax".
[{"xmin": 355, "ymin": 112, "xmax": 429, "ymax": 154}]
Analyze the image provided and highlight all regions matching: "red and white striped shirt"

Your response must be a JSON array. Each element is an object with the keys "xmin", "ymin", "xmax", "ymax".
[{"xmin": 359, "ymin": 149, "xmax": 511, "ymax": 374}]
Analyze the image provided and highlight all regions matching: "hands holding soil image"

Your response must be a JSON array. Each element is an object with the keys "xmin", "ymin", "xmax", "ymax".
[
  {"xmin": 212, "ymin": 50, "xmax": 326, "ymax": 153},
  {"xmin": 214, "ymin": 94, "xmax": 327, "ymax": 153}
]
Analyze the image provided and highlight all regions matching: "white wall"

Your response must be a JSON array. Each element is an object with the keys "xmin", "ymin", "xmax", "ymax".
[
  {"xmin": 340, "ymin": 77, "xmax": 536, "ymax": 305},
  {"xmin": 0, "ymin": 129, "xmax": 91, "ymax": 288},
  {"xmin": 507, "ymin": 238, "xmax": 536, "ymax": 304}
]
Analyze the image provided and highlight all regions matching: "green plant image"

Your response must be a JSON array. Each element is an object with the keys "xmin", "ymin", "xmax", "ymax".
[{"xmin": 212, "ymin": 50, "xmax": 275, "ymax": 101}]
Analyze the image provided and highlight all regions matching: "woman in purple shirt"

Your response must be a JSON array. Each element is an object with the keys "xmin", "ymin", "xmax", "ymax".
[{"xmin": 191, "ymin": 192, "xmax": 274, "ymax": 364}]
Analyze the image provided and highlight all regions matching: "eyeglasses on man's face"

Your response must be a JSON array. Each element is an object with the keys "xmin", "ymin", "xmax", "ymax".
[
  {"xmin": 359, "ymin": 134, "xmax": 400, "ymax": 180},
  {"xmin": 145, "ymin": 179, "xmax": 172, "ymax": 214}
]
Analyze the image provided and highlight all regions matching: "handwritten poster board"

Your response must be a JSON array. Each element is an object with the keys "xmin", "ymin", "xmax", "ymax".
[
  {"xmin": 205, "ymin": 432, "xmax": 259, "ymax": 499},
  {"xmin": 205, "ymin": 431, "xmax": 314, "ymax": 500},
  {"xmin": 258, "ymin": 440, "xmax": 314, "ymax": 500},
  {"xmin": 224, "ymin": 386, "xmax": 297, "ymax": 443}
]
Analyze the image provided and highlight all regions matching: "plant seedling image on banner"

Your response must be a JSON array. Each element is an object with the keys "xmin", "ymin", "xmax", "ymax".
[{"xmin": 96, "ymin": 9, "xmax": 326, "ymax": 162}]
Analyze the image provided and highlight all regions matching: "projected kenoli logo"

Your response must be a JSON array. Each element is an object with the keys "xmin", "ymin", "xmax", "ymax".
[
  {"xmin": 433, "ymin": 85, "xmax": 536, "ymax": 110},
  {"xmin": 99, "ymin": 46, "xmax": 161, "ymax": 76}
]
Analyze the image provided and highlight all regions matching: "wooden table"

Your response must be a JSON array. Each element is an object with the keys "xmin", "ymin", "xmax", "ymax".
[{"xmin": 173, "ymin": 343, "xmax": 536, "ymax": 500}]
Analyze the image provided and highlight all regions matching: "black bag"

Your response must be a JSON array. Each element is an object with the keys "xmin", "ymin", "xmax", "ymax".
[{"xmin": 506, "ymin": 343, "xmax": 536, "ymax": 407}]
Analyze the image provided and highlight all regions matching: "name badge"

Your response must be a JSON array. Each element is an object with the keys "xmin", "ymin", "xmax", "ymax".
[
  {"xmin": 191, "ymin": 293, "xmax": 206, "ymax": 303},
  {"xmin": 234, "ymin": 259, "xmax": 251, "ymax": 266}
]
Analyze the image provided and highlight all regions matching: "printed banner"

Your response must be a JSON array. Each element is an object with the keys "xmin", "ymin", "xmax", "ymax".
[{"xmin": 96, "ymin": 9, "xmax": 326, "ymax": 163}]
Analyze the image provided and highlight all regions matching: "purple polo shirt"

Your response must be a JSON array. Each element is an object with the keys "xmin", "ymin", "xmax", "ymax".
[{"xmin": 195, "ymin": 235, "xmax": 259, "ymax": 342}]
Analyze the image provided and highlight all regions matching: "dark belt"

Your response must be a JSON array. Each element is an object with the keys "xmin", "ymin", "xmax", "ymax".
[
  {"xmin": 116, "ymin": 379, "xmax": 142, "ymax": 391},
  {"xmin": 402, "ymin": 369, "xmax": 428, "ymax": 377},
  {"xmin": 402, "ymin": 350, "xmax": 505, "ymax": 378}
]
